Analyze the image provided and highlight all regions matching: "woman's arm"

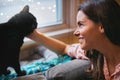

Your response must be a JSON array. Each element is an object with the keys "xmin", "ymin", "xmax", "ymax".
[{"xmin": 27, "ymin": 29, "xmax": 70, "ymax": 55}]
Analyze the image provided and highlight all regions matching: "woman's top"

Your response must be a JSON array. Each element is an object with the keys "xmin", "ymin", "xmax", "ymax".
[
  {"xmin": 67, "ymin": 43, "xmax": 120, "ymax": 80},
  {"xmin": 103, "ymin": 57, "xmax": 120, "ymax": 80}
]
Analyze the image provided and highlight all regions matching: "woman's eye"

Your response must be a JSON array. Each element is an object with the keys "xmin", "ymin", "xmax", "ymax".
[
  {"xmin": 78, "ymin": 22, "xmax": 83, "ymax": 27},
  {"xmin": 78, "ymin": 23, "xmax": 84, "ymax": 28}
]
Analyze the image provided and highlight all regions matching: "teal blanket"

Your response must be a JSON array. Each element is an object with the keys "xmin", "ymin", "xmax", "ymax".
[{"xmin": 0, "ymin": 55, "xmax": 72, "ymax": 80}]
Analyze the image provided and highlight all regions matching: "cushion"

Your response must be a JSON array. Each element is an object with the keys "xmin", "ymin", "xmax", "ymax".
[{"xmin": 45, "ymin": 59, "xmax": 93, "ymax": 80}]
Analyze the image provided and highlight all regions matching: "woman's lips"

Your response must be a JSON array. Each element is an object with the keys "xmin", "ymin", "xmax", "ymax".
[{"xmin": 78, "ymin": 37, "xmax": 84, "ymax": 44}]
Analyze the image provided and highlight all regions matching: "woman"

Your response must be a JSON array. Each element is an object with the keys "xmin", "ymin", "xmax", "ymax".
[
  {"xmin": 28, "ymin": 0, "xmax": 120, "ymax": 80},
  {"xmin": 75, "ymin": 0, "xmax": 120, "ymax": 80}
]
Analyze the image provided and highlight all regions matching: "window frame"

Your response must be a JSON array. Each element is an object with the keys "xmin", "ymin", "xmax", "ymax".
[
  {"xmin": 24, "ymin": 0, "xmax": 83, "ymax": 43},
  {"xmin": 37, "ymin": 0, "xmax": 80, "ymax": 33}
]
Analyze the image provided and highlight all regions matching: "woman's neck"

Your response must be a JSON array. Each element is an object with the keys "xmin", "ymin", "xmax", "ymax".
[
  {"xmin": 99, "ymin": 42, "xmax": 120, "ymax": 75},
  {"xmin": 102, "ymin": 44, "xmax": 120, "ymax": 66}
]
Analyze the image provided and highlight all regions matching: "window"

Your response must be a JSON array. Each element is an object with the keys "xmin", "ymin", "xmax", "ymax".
[
  {"xmin": 0, "ymin": 0, "xmax": 81, "ymax": 44},
  {"xmin": 0, "ymin": 0, "xmax": 62, "ymax": 28}
]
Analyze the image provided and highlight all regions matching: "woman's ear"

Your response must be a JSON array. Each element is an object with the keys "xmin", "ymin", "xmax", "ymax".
[
  {"xmin": 20, "ymin": 5, "xmax": 29, "ymax": 13},
  {"xmin": 99, "ymin": 25, "xmax": 104, "ymax": 33}
]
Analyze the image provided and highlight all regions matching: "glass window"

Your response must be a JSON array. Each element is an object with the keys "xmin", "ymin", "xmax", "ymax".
[{"xmin": 0, "ymin": 0, "xmax": 62, "ymax": 28}]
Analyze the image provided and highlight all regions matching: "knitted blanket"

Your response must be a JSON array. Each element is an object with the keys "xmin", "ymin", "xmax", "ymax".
[{"xmin": 0, "ymin": 55, "xmax": 72, "ymax": 80}]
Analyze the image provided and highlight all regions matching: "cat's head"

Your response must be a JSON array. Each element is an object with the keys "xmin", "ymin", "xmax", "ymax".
[{"xmin": 8, "ymin": 5, "xmax": 37, "ymax": 36}]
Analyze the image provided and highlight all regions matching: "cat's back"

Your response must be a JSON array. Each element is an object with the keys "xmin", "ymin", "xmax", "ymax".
[{"xmin": 0, "ymin": 22, "xmax": 23, "ymax": 57}]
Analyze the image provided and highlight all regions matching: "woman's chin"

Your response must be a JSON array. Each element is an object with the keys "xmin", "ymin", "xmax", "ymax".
[
  {"xmin": 80, "ymin": 43, "xmax": 89, "ymax": 50},
  {"xmin": 80, "ymin": 44, "xmax": 85, "ymax": 50}
]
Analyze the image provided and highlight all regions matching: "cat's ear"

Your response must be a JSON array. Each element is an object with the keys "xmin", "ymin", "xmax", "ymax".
[{"xmin": 20, "ymin": 5, "xmax": 29, "ymax": 13}]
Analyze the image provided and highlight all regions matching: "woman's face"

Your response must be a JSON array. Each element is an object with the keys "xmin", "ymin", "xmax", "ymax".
[{"xmin": 74, "ymin": 10, "xmax": 103, "ymax": 50}]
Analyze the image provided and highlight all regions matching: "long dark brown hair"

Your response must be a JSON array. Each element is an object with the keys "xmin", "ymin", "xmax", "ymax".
[{"xmin": 79, "ymin": 0, "xmax": 120, "ymax": 80}]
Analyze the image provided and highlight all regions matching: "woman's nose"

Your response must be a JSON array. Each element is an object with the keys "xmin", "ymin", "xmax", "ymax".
[{"xmin": 73, "ymin": 29, "xmax": 80, "ymax": 36}]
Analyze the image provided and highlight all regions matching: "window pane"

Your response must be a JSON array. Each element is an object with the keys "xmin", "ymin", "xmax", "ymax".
[{"xmin": 0, "ymin": 0, "xmax": 62, "ymax": 28}]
